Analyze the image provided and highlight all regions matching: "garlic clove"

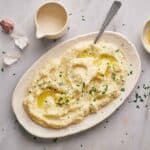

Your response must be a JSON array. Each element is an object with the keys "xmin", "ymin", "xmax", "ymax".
[
  {"xmin": 11, "ymin": 34, "xmax": 29, "ymax": 50},
  {"xmin": 3, "ymin": 54, "xmax": 20, "ymax": 66}
]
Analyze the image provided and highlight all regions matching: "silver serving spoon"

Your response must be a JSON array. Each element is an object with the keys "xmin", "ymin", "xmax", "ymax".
[{"xmin": 94, "ymin": 1, "xmax": 122, "ymax": 44}]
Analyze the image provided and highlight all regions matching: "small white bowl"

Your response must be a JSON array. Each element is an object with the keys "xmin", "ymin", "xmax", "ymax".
[
  {"xmin": 35, "ymin": 2, "xmax": 68, "ymax": 40},
  {"xmin": 141, "ymin": 19, "xmax": 150, "ymax": 53}
]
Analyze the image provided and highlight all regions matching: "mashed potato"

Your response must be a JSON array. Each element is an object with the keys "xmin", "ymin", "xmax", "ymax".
[{"xmin": 23, "ymin": 42, "xmax": 128, "ymax": 128}]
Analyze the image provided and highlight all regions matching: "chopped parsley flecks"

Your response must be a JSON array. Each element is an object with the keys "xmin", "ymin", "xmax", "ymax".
[
  {"xmin": 116, "ymin": 108, "xmax": 120, "ymax": 111},
  {"xmin": 57, "ymin": 95, "xmax": 70, "ymax": 105},
  {"xmin": 130, "ymin": 64, "xmax": 133, "ymax": 66},
  {"xmin": 135, "ymin": 93, "xmax": 138, "ymax": 99},
  {"xmin": 33, "ymin": 136, "xmax": 37, "ymax": 140},
  {"xmin": 53, "ymin": 138, "xmax": 58, "ymax": 143},
  {"xmin": 102, "ymin": 84, "xmax": 108, "ymax": 94},
  {"xmin": 28, "ymin": 90, "xmax": 32, "ymax": 94},
  {"xmin": 129, "ymin": 70, "xmax": 133, "ymax": 75},
  {"xmin": 76, "ymin": 84, "xmax": 80, "ymax": 87},
  {"xmin": 115, "ymin": 49, "xmax": 120, "ymax": 52},
  {"xmin": 82, "ymin": 82, "xmax": 85, "ymax": 92},
  {"xmin": 111, "ymin": 72, "xmax": 116, "ymax": 80},
  {"xmin": 58, "ymin": 82, "xmax": 63, "ymax": 86},
  {"xmin": 82, "ymin": 82, "xmax": 85, "ymax": 88},
  {"xmin": 2, "ymin": 51, "xmax": 6, "ymax": 54},
  {"xmin": 140, "ymin": 99, "xmax": 144, "ymax": 102},
  {"xmin": 129, "ymin": 83, "xmax": 150, "ymax": 109},
  {"xmin": 81, "ymin": 15, "xmax": 86, "ymax": 21},
  {"xmin": 136, "ymin": 105, "xmax": 140, "ymax": 109},
  {"xmin": 59, "ymin": 72, "xmax": 62, "ymax": 77},
  {"xmin": 143, "ymin": 84, "xmax": 150, "ymax": 90},
  {"xmin": 89, "ymin": 87, "xmax": 97, "ymax": 95},
  {"xmin": 128, "ymin": 70, "xmax": 133, "ymax": 76},
  {"xmin": 106, "ymin": 120, "xmax": 109, "ymax": 123},
  {"xmin": 44, "ymin": 100, "xmax": 48, "ymax": 103},
  {"xmin": 67, "ymin": 27, "xmax": 70, "ymax": 30},
  {"xmin": 1, "ymin": 68, "xmax": 4, "ymax": 72},
  {"xmin": 120, "ymin": 87, "xmax": 125, "ymax": 92},
  {"xmin": 143, "ymin": 94, "xmax": 147, "ymax": 98},
  {"xmin": 93, "ymin": 99, "xmax": 96, "ymax": 102},
  {"xmin": 53, "ymin": 39, "xmax": 57, "ymax": 42}
]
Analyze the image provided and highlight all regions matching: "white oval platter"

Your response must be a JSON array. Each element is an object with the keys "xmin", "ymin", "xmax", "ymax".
[{"xmin": 12, "ymin": 31, "xmax": 141, "ymax": 138}]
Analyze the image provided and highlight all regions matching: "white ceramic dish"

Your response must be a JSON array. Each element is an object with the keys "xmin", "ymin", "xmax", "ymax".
[
  {"xmin": 35, "ymin": 2, "xmax": 68, "ymax": 39},
  {"xmin": 12, "ymin": 31, "xmax": 141, "ymax": 138},
  {"xmin": 141, "ymin": 19, "xmax": 150, "ymax": 53}
]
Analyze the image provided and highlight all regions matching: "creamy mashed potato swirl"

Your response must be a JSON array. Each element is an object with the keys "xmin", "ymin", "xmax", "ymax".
[{"xmin": 23, "ymin": 42, "xmax": 128, "ymax": 128}]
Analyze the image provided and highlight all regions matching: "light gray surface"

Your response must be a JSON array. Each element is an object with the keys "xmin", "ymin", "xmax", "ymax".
[{"xmin": 0, "ymin": 0, "xmax": 150, "ymax": 149}]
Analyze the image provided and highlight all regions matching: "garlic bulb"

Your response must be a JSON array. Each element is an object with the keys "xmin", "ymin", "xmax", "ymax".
[{"xmin": 0, "ymin": 19, "xmax": 14, "ymax": 33}]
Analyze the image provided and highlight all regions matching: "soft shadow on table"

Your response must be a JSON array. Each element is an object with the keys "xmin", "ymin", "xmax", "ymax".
[
  {"xmin": 33, "ymin": 29, "xmax": 70, "ymax": 53},
  {"xmin": 34, "ymin": 37, "xmax": 64, "ymax": 53}
]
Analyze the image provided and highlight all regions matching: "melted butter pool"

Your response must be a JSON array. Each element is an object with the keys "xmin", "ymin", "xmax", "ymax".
[{"xmin": 37, "ymin": 90, "xmax": 55, "ymax": 107}]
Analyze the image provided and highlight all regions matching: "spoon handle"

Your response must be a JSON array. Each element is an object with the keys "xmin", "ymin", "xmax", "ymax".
[{"xmin": 94, "ymin": 1, "xmax": 122, "ymax": 44}]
